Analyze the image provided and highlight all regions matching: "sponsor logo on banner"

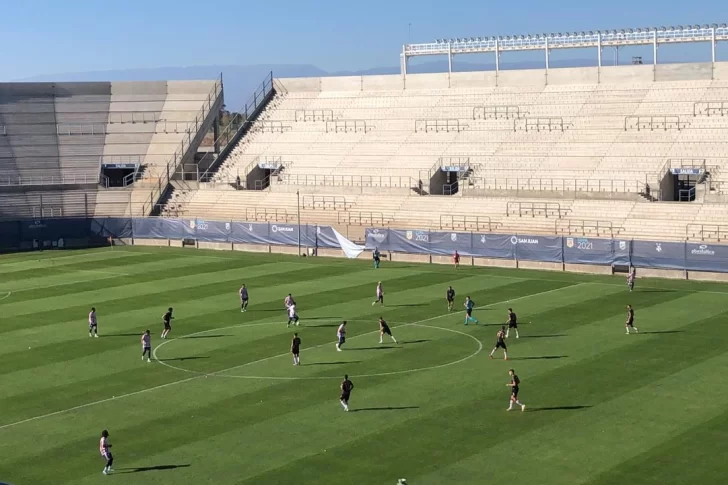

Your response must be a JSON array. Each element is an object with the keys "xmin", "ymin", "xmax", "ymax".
[
  {"xmin": 566, "ymin": 238, "xmax": 574, "ymax": 248},
  {"xmin": 655, "ymin": 243, "xmax": 662, "ymax": 253},
  {"xmin": 225, "ymin": 222, "xmax": 231, "ymax": 231},
  {"xmin": 271, "ymin": 225, "xmax": 294, "ymax": 233},
  {"xmin": 575, "ymin": 238, "xmax": 593, "ymax": 250},
  {"xmin": 480, "ymin": 235, "xmax": 487, "ymax": 244},
  {"xmin": 413, "ymin": 231, "xmax": 429, "ymax": 243},
  {"xmin": 317, "ymin": 226, "xmax": 321, "ymax": 234},
  {"xmin": 189, "ymin": 220, "xmax": 196, "ymax": 229},
  {"xmin": 406, "ymin": 231, "xmax": 413, "ymax": 240},
  {"xmin": 248, "ymin": 224, "xmax": 253, "ymax": 231},
  {"xmin": 619, "ymin": 241, "xmax": 627, "ymax": 251},
  {"xmin": 451, "ymin": 233, "xmax": 457, "ymax": 242},
  {"xmin": 196, "ymin": 220, "xmax": 209, "ymax": 231},
  {"xmin": 510, "ymin": 236, "xmax": 539, "ymax": 245},
  {"xmin": 368, "ymin": 229, "xmax": 387, "ymax": 242},
  {"xmin": 691, "ymin": 244, "xmax": 715, "ymax": 256},
  {"xmin": 28, "ymin": 220, "xmax": 46, "ymax": 229}
]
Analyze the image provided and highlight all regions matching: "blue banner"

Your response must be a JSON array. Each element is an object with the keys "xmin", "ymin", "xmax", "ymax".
[
  {"xmin": 314, "ymin": 226, "xmax": 341, "ymax": 249},
  {"xmin": 364, "ymin": 228, "xmax": 389, "ymax": 250},
  {"xmin": 514, "ymin": 234, "xmax": 563, "ymax": 263},
  {"xmin": 471, "ymin": 233, "xmax": 516, "ymax": 259},
  {"xmin": 194, "ymin": 219, "xmax": 231, "ymax": 242},
  {"xmin": 684, "ymin": 242, "xmax": 728, "ymax": 273},
  {"xmin": 388, "ymin": 229, "xmax": 431, "ymax": 254},
  {"xmin": 230, "ymin": 222, "xmax": 270, "ymax": 245},
  {"xmin": 428, "ymin": 231, "xmax": 473, "ymax": 256},
  {"xmin": 563, "ymin": 237, "xmax": 631, "ymax": 265},
  {"xmin": 631, "ymin": 240, "xmax": 686, "ymax": 270}
]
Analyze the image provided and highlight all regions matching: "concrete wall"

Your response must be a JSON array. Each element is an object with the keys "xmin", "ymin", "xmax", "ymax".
[
  {"xmin": 110, "ymin": 82, "xmax": 168, "ymax": 96},
  {"xmin": 714, "ymin": 62, "xmax": 728, "ymax": 81},
  {"xmin": 655, "ymin": 63, "xmax": 713, "ymax": 82},
  {"xmin": 321, "ymin": 76, "xmax": 361, "ymax": 92},
  {"xmin": 498, "ymin": 68, "xmax": 546, "ymax": 86},
  {"xmin": 167, "ymin": 81, "xmax": 217, "ymax": 94},
  {"xmin": 406, "ymin": 73, "xmax": 450, "ymax": 90},
  {"xmin": 277, "ymin": 77, "xmax": 322, "ymax": 92},
  {"xmin": 362, "ymin": 75, "xmax": 404, "ymax": 92},
  {"xmin": 450, "ymin": 71, "xmax": 497, "ymax": 89},
  {"xmin": 599, "ymin": 65, "xmax": 654, "ymax": 83},
  {"xmin": 548, "ymin": 67, "xmax": 599, "ymax": 85}
]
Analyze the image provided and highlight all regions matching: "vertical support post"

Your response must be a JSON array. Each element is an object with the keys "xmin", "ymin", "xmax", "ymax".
[
  {"xmin": 712, "ymin": 27, "xmax": 716, "ymax": 63},
  {"xmin": 495, "ymin": 38, "xmax": 500, "ymax": 72},
  {"xmin": 653, "ymin": 30, "xmax": 658, "ymax": 66},
  {"xmin": 296, "ymin": 190, "xmax": 302, "ymax": 256},
  {"xmin": 597, "ymin": 32, "xmax": 602, "ymax": 67},
  {"xmin": 401, "ymin": 45, "xmax": 408, "ymax": 77},
  {"xmin": 545, "ymin": 37, "xmax": 549, "ymax": 70},
  {"xmin": 447, "ymin": 42, "xmax": 452, "ymax": 74}
]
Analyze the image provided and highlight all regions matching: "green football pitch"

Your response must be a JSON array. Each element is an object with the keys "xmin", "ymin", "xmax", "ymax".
[{"xmin": 2, "ymin": 246, "xmax": 728, "ymax": 485}]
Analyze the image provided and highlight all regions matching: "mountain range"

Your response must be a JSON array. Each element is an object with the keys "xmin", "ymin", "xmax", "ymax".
[{"xmin": 17, "ymin": 58, "xmax": 602, "ymax": 110}]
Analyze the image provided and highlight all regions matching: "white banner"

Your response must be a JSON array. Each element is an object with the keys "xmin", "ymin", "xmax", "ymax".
[{"xmin": 333, "ymin": 228, "xmax": 364, "ymax": 259}]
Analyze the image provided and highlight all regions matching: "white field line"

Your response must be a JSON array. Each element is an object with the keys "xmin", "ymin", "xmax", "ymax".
[
  {"xmin": 0, "ymin": 282, "xmax": 582, "ymax": 431},
  {"xmin": 0, "ymin": 291, "xmax": 11, "ymax": 301}
]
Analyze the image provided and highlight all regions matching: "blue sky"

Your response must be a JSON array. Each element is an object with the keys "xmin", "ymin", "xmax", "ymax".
[{"xmin": 0, "ymin": 0, "xmax": 725, "ymax": 79}]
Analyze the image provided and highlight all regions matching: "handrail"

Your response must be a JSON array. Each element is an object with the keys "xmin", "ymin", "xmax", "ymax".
[
  {"xmin": 514, "ymin": 117, "xmax": 565, "ymax": 132},
  {"xmin": 415, "ymin": 119, "xmax": 467, "ymax": 133},
  {"xmin": 197, "ymin": 72, "xmax": 275, "ymax": 183},
  {"xmin": 108, "ymin": 111, "xmax": 160, "ymax": 124},
  {"xmin": 686, "ymin": 223, "xmax": 728, "ymax": 242},
  {"xmin": 0, "ymin": 173, "xmax": 101, "ymax": 186},
  {"xmin": 555, "ymin": 219, "xmax": 615, "ymax": 238},
  {"xmin": 141, "ymin": 76, "xmax": 224, "ymax": 214},
  {"xmin": 274, "ymin": 173, "xmax": 418, "ymax": 190},
  {"xmin": 624, "ymin": 115, "xmax": 687, "ymax": 131},
  {"xmin": 507, "ymin": 201, "xmax": 566, "ymax": 218},
  {"xmin": 439, "ymin": 214, "xmax": 494, "ymax": 232},
  {"xmin": 466, "ymin": 176, "xmax": 645, "ymax": 194},
  {"xmin": 301, "ymin": 195, "xmax": 351, "ymax": 210},
  {"xmin": 337, "ymin": 211, "xmax": 392, "ymax": 226},
  {"xmin": 693, "ymin": 101, "xmax": 728, "ymax": 117}
]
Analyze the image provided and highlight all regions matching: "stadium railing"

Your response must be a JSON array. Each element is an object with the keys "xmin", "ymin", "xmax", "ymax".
[
  {"xmin": 466, "ymin": 176, "xmax": 646, "ymax": 194},
  {"xmin": 0, "ymin": 173, "xmax": 101, "ymax": 186}
]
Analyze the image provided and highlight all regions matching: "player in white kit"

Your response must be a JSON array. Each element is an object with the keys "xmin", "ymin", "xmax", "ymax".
[
  {"xmin": 88, "ymin": 307, "xmax": 98, "ymax": 338},
  {"xmin": 372, "ymin": 282, "xmax": 384, "ymax": 306},
  {"xmin": 336, "ymin": 321, "xmax": 347, "ymax": 351},
  {"xmin": 287, "ymin": 304, "xmax": 300, "ymax": 327},
  {"xmin": 99, "ymin": 429, "xmax": 113, "ymax": 475}
]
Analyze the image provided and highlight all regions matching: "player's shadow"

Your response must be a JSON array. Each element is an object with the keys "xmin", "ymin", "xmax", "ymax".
[
  {"xmin": 529, "ymin": 405, "xmax": 592, "ymax": 412},
  {"xmin": 640, "ymin": 330, "xmax": 683, "ymax": 334},
  {"xmin": 185, "ymin": 334, "xmax": 231, "ymax": 339},
  {"xmin": 520, "ymin": 334, "xmax": 567, "ymax": 339},
  {"xmin": 509, "ymin": 355, "xmax": 567, "ymax": 360},
  {"xmin": 348, "ymin": 346, "xmax": 398, "ymax": 351},
  {"xmin": 351, "ymin": 406, "xmax": 419, "ymax": 412},
  {"xmin": 402, "ymin": 339, "xmax": 431, "ymax": 344},
  {"xmin": 103, "ymin": 333, "xmax": 141, "ymax": 337},
  {"xmin": 116, "ymin": 464, "xmax": 191, "ymax": 474},
  {"xmin": 638, "ymin": 288, "xmax": 678, "ymax": 293},
  {"xmin": 157, "ymin": 356, "xmax": 209, "ymax": 362},
  {"xmin": 305, "ymin": 361, "xmax": 361, "ymax": 366}
]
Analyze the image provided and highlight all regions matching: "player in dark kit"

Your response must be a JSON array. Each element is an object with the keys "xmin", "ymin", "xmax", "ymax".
[
  {"xmin": 239, "ymin": 284, "xmax": 249, "ymax": 312},
  {"xmin": 506, "ymin": 308, "xmax": 519, "ymax": 339},
  {"xmin": 446, "ymin": 286, "xmax": 456, "ymax": 312},
  {"xmin": 291, "ymin": 332, "xmax": 301, "ymax": 366},
  {"xmin": 489, "ymin": 326, "xmax": 508, "ymax": 360},
  {"xmin": 625, "ymin": 304, "xmax": 638, "ymax": 334},
  {"xmin": 506, "ymin": 369, "xmax": 526, "ymax": 412},
  {"xmin": 373, "ymin": 247, "xmax": 381, "ymax": 269},
  {"xmin": 161, "ymin": 307, "xmax": 173, "ymax": 340},
  {"xmin": 378, "ymin": 317, "xmax": 398, "ymax": 344},
  {"xmin": 340, "ymin": 374, "xmax": 354, "ymax": 411}
]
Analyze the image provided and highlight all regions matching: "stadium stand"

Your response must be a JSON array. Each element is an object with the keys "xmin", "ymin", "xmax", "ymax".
[
  {"xmin": 0, "ymin": 80, "xmax": 222, "ymax": 219},
  {"xmin": 164, "ymin": 62, "xmax": 728, "ymax": 242}
]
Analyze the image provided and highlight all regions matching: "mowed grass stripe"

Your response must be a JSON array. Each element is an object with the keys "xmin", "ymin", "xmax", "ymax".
[
  {"xmin": 226, "ymin": 292, "xmax": 728, "ymax": 484},
  {"xmin": 0, "ymin": 280, "xmax": 652, "ymax": 472},
  {"xmin": 412, "ymin": 328, "xmax": 728, "ymax": 485}
]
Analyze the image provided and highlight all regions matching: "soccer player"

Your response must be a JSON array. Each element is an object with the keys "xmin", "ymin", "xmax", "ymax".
[
  {"xmin": 287, "ymin": 303, "xmax": 300, "ymax": 327},
  {"xmin": 490, "ymin": 326, "xmax": 508, "ymax": 360},
  {"xmin": 340, "ymin": 374, "xmax": 354, "ymax": 411},
  {"xmin": 506, "ymin": 308, "xmax": 519, "ymax": 339},
  {"xmin": 372, "ymin": 281, "xmax": 384, "ymax": 306},
  {"xmin": 88, "ymin": 307, "xmax": 98, "ymax": 338},
  {"xmin": 446, "ymin": 286, "xmax": 455, "ymax": 312},
  {"xmin": 627, "ymin": 267, "xmax": 636, "ymax": 292},
  {"xmin": 373, "ymin": 247, "xmax": 381, "ymax": 269},
  {"xmin": 378, "ymin": 317, "xmax": 398, "ymax": 344},
  {"xmin": 161, "ymin": 307, "xmax": 173, "ymax": 340},
  {"xmin": 625, "ymin": 304, "xmax": 638, "ymax": 334},
  {"xmin": 291, "ymin": 332, "xmax": 301, "ymax": 366},
  {"xmin": 453, "ymin": 250, "xmax": 460, "ymax": 269},
  {"xmin": 99, "ymin": 429, "xmax": 114, "ymax": 475},
  {"xmin": 141, "ymin": 330, "xmax": 152, "ymax": 362},
  {"xmin": 336, "ymin": 321, "xmax": 347, "ymax": 351},
  {"xmin": 464, "ymin": 296, "xmax": 479, "ymax": 325},
  {"xmin": 240, "ymin": 284, "xmax": 249, "ymax": 312},
  {"xmin": 284, "ymin": 293, "xmax": 295, "ymax": 309},
  {"xmin": 506, "ymin": 369, "xmax": 526, "ymax": 412}
]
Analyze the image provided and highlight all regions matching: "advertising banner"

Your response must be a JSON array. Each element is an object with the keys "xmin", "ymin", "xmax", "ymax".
[
  {"xmin": 513, "ymin": 234, "xmax": 563, "ymax": 263},
  {"xmin": 631, "ymin": 240, "xmax": 686, "ymax": 270}
]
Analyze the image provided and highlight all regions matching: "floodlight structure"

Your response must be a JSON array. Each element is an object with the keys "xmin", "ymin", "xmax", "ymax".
[{"xmin": 399, "ymin": 23, "xmax": 728, "ymax": 76}]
